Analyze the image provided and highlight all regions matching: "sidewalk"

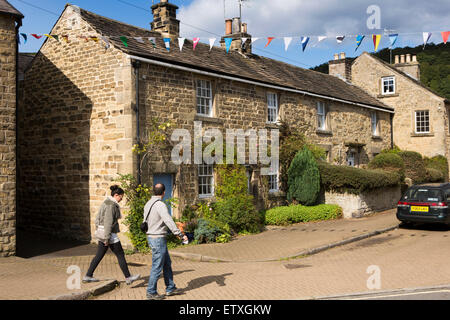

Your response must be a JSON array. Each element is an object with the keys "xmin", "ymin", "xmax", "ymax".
[{"xmin": 0, "ymin": 209, "xmax": 399, "ymax": 300}]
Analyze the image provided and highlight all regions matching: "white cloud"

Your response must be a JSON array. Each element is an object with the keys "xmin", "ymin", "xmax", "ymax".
[{"xmin": 178, "ymin": 0, "xmax": 450, "ymax": 38}]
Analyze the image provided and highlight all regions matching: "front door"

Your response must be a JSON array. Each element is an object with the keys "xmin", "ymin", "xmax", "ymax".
[{"xmin": 153, "ymin": 174, "xmax": 174, "ymax": 215}]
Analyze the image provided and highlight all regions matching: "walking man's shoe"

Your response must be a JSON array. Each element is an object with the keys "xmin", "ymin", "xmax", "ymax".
[
  {"xmin": 125, "ymin": 274, "xmax": 141, "ymax": 285},
  {"xmin": 166, "ymin": 287, "xmax": 183, "ymax": 296},
  {"xmin": 146, "ymin": 293, "xmax": 165, "ymax": 300},
  {"xmin": 82, "ymin": 276, "xmax": 99, "ymax": 283}
]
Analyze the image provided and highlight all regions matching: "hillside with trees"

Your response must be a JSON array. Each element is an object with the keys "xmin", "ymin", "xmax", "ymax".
[{"xmin": 311, "ymin": 43, "xmax": 450, "ymax": 100}]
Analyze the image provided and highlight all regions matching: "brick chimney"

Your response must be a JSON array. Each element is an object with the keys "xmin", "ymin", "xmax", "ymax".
[
  {"xmin": 220, "ymin": 17, "xmax": 252, "ymax": 54},
  {"xmin": 328, "ymin": 52, "xmax": 352, "ymax": 82},
  {"xmin": 151, "ymin": 0, "xmax": 180, "ymax": 41},
  {"xmin": 392, "ymin": 53, "xmax": 420, "ymax": 80}
]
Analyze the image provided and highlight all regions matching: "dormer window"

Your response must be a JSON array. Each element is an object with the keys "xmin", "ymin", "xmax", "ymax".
[{"xmin": 381, "ymin": 76, "xmax": 395, "ymax": 95}]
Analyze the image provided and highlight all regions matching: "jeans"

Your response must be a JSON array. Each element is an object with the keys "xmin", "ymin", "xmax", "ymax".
[
  {"xmin": 146, "ymin": 237, "xmax": 176, "ymax": 295},
  {"xmin": 86, "ymin": 241, "xmax": 131, "ymax": 278}
]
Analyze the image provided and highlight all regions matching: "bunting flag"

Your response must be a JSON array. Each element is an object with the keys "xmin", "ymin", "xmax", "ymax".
[
  {"xmin": 149, "ymin": 37, "xmax": 156, "ymax": 48},
  {"xmin": 336, "ymin": 36, "xmax": 345, "ymax": 43},
  {"xmin": 193, "ymin": 37, "xmax": 200, "ymax": 50},
  {"xmin": 101, "ymin": 36, "xmax": 110, "ymax": 49},
  {"xmin": 62, "ymin": 35, "xmax": 70, "ymax": 43},
  {"xmin": 178, "ymin": 37, "xmax": 185, "ymax": 51},
  {"xmin": 241, "ymin": 37, "xmax": 248, "ymax": 49},
  {"xmin": 31, "ymin": 34, "xmax": 43, "ymax": 39},
  {"xmin": 134, "ymin": 37, "xmax": 145, "ymax": 44},
  {"xmin": 120, "ymin": 36, "xmax": 128, "ymax": 47},
  {"xmin": 372, "ymin": 34, "xmax": 381, "ymax": 51},
  {"xmin": 251, "ymin": 37, "xmax": 259, "ymax": 44},
  {"xmin": 442, "ymin": 31, "xmax": 450, "ymax": 44},
  {"xmin": 79, "ymin": 36, "xmax": 89, "ymax": 42},
  {"xmin": 90, "ymin": 36, "xmax": 99, "ymax": 43},
  {"xmin": 318, "ymin": 36, "xmax": 327, "ymax": 43},
  {"xmin": 163, "ymin": 38, "xmax": 171, "ymax": 51},
  {"xmin": 423, "ymin": 32, "xmax": 432, "ymax": 49},
  {"xmin": 209, "ymin": 38, "xmax": 216, "ymax": 51},
  {"xmin": 283, "ymin": 37, "xmax": 292, "ymax": 51},
  {"xmin": 20, "ymin": 33, "xmax": 27, "ymax": 44},
  {"xmin": 45, "ymin": 34, "xmax": 59, "ymax": 41},
  {"xmin": 224, "ymin": 37, "xmax": 232, "ymax": 53},
  {"xmin": 265, "ymin": 37, "xmax": 275, "ymax": 48},
  {"xmin": 355, "ymin": 35, "xmax": 365, "ymax": 52},
  {"xmin": 300, "ymin": 36, "xmax": 310, "ymax": 52},
  {"xmin": 389, "ymin": 33, "xmax": 399, "ymax": 48}
]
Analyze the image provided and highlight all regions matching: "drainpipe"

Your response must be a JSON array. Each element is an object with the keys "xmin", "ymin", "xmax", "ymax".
[
  {"xmin": 131, "ymin": 60, "xmax": 142, "ymax": 185},
  {"xmin": 15, "ymin": 17, "xmax": 22, "ymax": 242},
  {"xmin": 390, "ymin": 113, "xmax": 394, "ymax": 149}
]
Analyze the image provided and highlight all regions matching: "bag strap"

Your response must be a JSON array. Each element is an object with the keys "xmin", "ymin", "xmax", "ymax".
[{"xmin": 143, "ymin": 200, "xmax": 161, "ymax": 224}]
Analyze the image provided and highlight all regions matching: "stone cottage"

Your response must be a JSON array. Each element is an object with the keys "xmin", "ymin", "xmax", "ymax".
[
  {"xmin": 18, "ymin": 1, "xmax": 393, "ymax": 246},
  {"xmin": 331, "ymin": 52, "xmax": 450, "ymax": 171},
  {"xmin": 0, "ymin": 0, "xmax": 23, "ymax": 257}
]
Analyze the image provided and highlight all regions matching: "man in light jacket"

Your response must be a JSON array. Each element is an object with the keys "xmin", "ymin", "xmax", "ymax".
[{"xmin": 144, "ymin": 183, "xmax": 188, "ymax": 300}]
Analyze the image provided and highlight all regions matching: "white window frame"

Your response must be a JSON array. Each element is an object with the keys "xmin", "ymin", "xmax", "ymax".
[
  {"xmin": 317, "ymin": 101, "xmax": 327, "ymax": 130},
  {"xmin": 198, "ymin": 164, "xmax": 214, "ymax": 198},
  {"xmin": 371, "ymin": 111, "xmax": 378, "ymax": 136},
  {"xmin": 347, "ymin": 151, "xmax": 356, "ymax": 167},
  {"xmin": 415, "ymin": 110, "xmax": 430, "ymax": 134},
  {"xmin": 267, "ymin": 92, "xmax": 278, "ymax": 124},
  {"xmin": 381, "ymin": 76, "xmax": 396, "ymax": 95},
  {"xmin": 196, "ymin": 79, "xmax": 213, "ymax": 117},
  {"xmin": 268, "ymin": 162, "xmax": 279, "ymax": 193}
]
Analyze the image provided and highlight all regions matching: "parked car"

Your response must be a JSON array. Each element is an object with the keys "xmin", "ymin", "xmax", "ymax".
[{"xmin": 397, "ymin": 183, "xmax": 450, "ymax": 225}]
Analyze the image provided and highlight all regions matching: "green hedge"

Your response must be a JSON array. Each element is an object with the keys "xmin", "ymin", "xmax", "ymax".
[
  {"xmin": 317, "ymin": 161, "xmax": 401, "ymax": 195},
  {"xmin": 265, "ymin": 204, "xmax": 342, "ymax": 225},
  {"xmin": 368, "ymin": 153, "xmax": 405, "ymax": 182},
  {"xmin": 424, "ymin": 155, "xmax": 449, "ymax": 182},
  {"xmin": 397, "ymin": 151, "xmax": 426, "ymax": 184}
]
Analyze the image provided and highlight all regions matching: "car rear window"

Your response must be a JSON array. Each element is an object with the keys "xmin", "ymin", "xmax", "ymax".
[{"xmin": 402, "ymin": 188, "xmax": 443, "ymax": 202}]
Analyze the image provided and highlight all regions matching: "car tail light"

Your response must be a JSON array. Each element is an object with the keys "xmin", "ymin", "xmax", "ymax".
[
  {"xmin": 430, "ymin": 202, "xmax": 448, "ymax": 209},
  {"xmin": 397, "ymin": 201, "xmax": 410, "ymax": 207}
]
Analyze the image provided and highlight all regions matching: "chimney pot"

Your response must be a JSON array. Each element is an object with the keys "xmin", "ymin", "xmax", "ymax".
[
  {"xmin": 232, "ymin": 17, "xmax": 241, "ymax": 34},
  {"xmin": 412, "ymin": 55, "xmax": 417, "ymax": 62},
  {"xmin": 334, "ymin": 53, "xmax": 339, "ymax": 60},
  {"xmin": 394, "ymin": 55, "xmax": 399, "ymax": 64},
  {"xmin": 225, "ymin": 19, "xmax": 232, "ymax": 35},
  {"xmin": 406, "ymin": 54, "xmax": 411, "ymax": 63},
  {"xmin": 400, "ymin": 55, "xmax": 405, "ymax": 63},
  {"xmin": 340, "ymin": 52, "xmax": 346, "ymax": 59},
  {"xmin": 241, "ymin": 23, "xmax": 247, "ymax": 33}
]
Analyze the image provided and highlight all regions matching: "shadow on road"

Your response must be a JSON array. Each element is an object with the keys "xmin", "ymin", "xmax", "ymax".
[{"xmin": 399, "ymin": 222, "xmax": 450, "ymax": 232}]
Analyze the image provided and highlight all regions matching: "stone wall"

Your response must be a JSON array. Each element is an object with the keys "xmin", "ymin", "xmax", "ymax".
[
  {"xmin": 324, "ymin": 186, "xmax": 401, "ymax": 219},
  {"xmin": 352, "ymin": 53, "xmax": 449, "ymax": 162},
  {"xmin": 0, "ymin": 14, "xmax": 17, "ymax": 256},
  {"xmin": 18, "ymin": 6, "xmax": 134, "ymax": 244},
  {"xmin": 137, "ymin": 62, "xmax": 392, "ymax": 216}
]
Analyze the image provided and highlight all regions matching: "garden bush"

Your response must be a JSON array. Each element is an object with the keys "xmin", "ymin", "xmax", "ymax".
[
  {"xmin": 318, "ymin": 161, "xmax": 402, "ymax": 194},
  {"xmin": 287, "ymin": 147, "xmax": 321, "ymax": 205},
  {"xmin": 368, "ymin": 153, "xmax": 405, "ymax": 181},
  {"xmin": 214, "ymin": 164, "xmax": 263, "ymax": 234},
  {"xmin": 398, "ymin": 151, "xmax": 427, "ymax": 184},
  {"xmin": 424, "ymin": 155, "xmax": 449, "ymax": 182},
  {"xmin": 425, "ymin": 167, "xmax": 444, "ymax": 182},
  {"xmin": 265, "ymin": 204, "xmax": 342, "ymax": 226},
  {"xmin": 194, "ymin": 218, "xmax": 231, "ymax": 243}
]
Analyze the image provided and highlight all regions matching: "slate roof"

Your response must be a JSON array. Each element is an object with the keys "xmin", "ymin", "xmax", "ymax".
[
  {"xmin": 0, "ymin": 0, "xmax": 23, "ymax": 19},
  {"xmin": 75, "ymin": 6, "xmax": 393, "ymax": 112}
]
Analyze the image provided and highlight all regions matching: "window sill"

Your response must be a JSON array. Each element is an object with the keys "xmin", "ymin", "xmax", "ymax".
[
  {"xmin": 371, "ymin": 135, "xmax": 382, "ymax": 140},
  {"xmin": 198, "ymin": 194, "xmax": 215, "ymax": 200},
  {"xmin": 265, "ymin": 122, "xmax": 280, "ymax": 129},
  {"xmin": 268, "ymin": 190, "xmax": 286, "ymax": 198},
  {"xmin": 410, "ymin": 132, "xmax": 434, "ymax": 137},
  {"xmin": 377, "ymin": 93, "xmax": 399, "ymax": 98},
  {"xmin": 194, "ymin": 115, "xmax": 224, "ymax": 124},
  {"xmin": 316, "ymin": 129, "xmax": 333, "ymax": 136}
]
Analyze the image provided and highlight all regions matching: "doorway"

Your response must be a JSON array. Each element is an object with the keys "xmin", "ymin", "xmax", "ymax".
[{"xmin": 153, "ymin": 173, "xmax": 174, "ymax": 215}]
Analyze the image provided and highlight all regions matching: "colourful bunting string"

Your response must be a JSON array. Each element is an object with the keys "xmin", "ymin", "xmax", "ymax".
[
  {"xmin": 442, "ymin": 31, "xmax": 450, "ymax": 44},
  {"xmin": 265, "ymin": 37, "xmax": 274, "ymax": 48},
  {"xmin": 423, "ymin": 32, "xmax": 432, "ymax": 49},
  {"xmin": 31, "ymin": 34, "xmax": 42, "ymax": 39},
  {"xmin": 44, "ymin": 34, "xmax": 58, "ymax": 41},
  {"xmin": 389, "ymin": 34, "xmax": 399, "ymax": 48},
  {"xmin": 336, "ymin": 36, "xmax": 345, "ymax": 44},
  {"xmin": 241, "ymin": 37, "xmax": 248, "ymax": 49},
  {"xmin": 209, "ymin": 38, "xmax": 216, "ymax": 51},
  {"xmin": 62, "ymin": 35, "xmax": 69, "ymax": 43},
  {"xmin": 90, "ymin": 36, "xmax": 99, "ymax": 43},
  {"xmin": 224, "ymin": 37, "xmax": 232, "ymax": 53},
  {"xmin": 283, "ymin": 37, "xmax": 292, "ymax": 51},
  {"xmin": 164, "ymin": 38, "xmax": 171, "ymax": 51},
  {"xmin": 193, "ymin": 37, "xmax": 200, "ymax": 50},
  {"xmin": 134, "ymin": 37, "xmax": 145, "ymax": 44},
  {"xmin": 20, "ymin": 33, "xmax": 27, "ymax": 44},
  {"xmin": 120, "ymin": 36, "xmax": 128, "ymax": 47},
  {"xmin": 251, "ymin": 38, "xmax": 259, "ymax": 44},
  {"xmin": 301, "ymin": 37, "xmax": 310, "ymax": 52},
  {"xmin": 372, "ymin": 34, "xmax": 381, "ymax": 52},
  {"xmin": 178, "ymin": 37, "xmax": 185, "ymax": 51},
  {"xmin": 355, "ymin": 35, "xmax": 365, "ymax": 52},
  {"xmin": 149, "ymin": 37, "xmax": 156, "ymax": 48}
]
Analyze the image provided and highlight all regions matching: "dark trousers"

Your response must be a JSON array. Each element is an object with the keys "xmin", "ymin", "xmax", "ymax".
[{"xmin": 86, "ymin": 241, "xmax": 131, "ymax": 278}]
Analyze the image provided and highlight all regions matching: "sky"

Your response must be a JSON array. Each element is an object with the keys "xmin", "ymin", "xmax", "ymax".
[{"xmin": 9, "ymin": 0, "xmax": 450, "ymax": 69}]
